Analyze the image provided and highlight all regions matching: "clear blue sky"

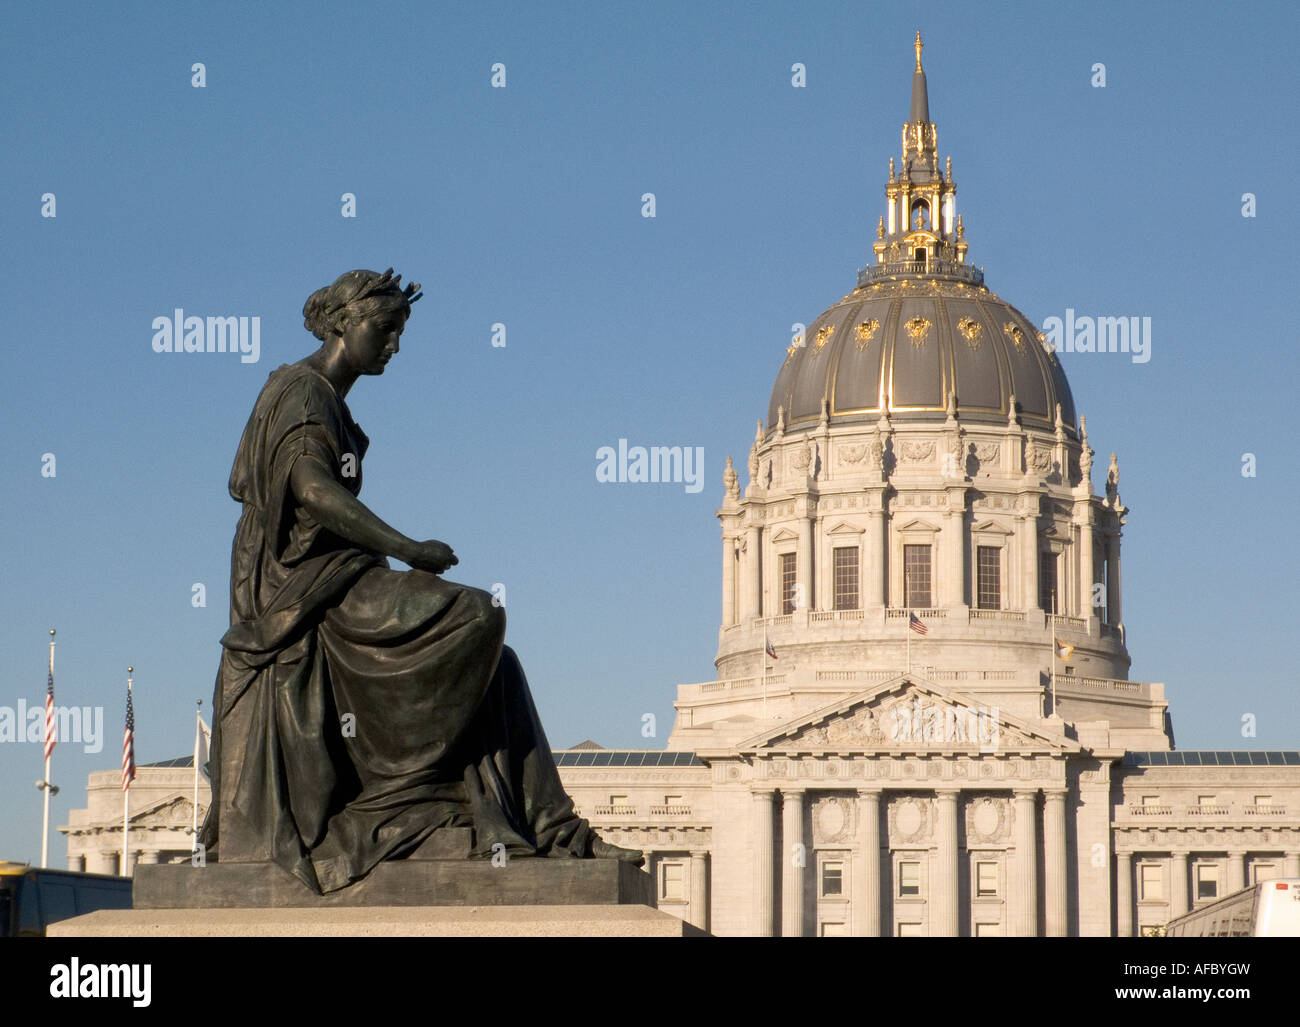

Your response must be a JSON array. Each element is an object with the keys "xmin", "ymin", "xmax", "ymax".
[{"xmin": 2, "ymin": 1, "xmax": 1297, "ymax": 864}]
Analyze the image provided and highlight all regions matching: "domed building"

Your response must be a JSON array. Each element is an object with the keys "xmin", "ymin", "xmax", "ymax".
[{"xmin": 550, "ymin": 34, "xmax": 1300, "ymax": 938}]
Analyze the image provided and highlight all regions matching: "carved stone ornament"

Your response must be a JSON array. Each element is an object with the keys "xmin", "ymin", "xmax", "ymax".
[
  {"xmin": 904, "ymin": 316, "xmax": 932, "ymax": 348},
  {"xmin": 975, "ymin": 442, "xmax": 1000, "ymax": 463},
  {"xmin": 790, "ymin": 444, "xmax": 812, "ymax": 471},
  {"xmin": 889, "ymin": 795, "xmax": 933, "ymax": 843},
  {"xmin": 813, "ymin": 796, "xmax": 855, "ymax": 845},
  {"xmin": 966, "ymin": 796, "xmax": 1008, "ymax": 843},
  {"xmin": 900, "ymin": 440, "xmax": 936, "ymax": 462},
  {"xmin": 841, "ymin": 443, "xmax": 869, "ymax": 464},
  {"xmin": 1003, "ymin": 322, "xmax": 1025, "ymax": 349}
]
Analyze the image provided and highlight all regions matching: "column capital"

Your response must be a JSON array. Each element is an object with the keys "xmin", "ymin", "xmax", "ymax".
[
  {"xmin": 1043, "ymin": 787, "xmax": 1068, "ymax": 801},
  {"xmin": 855, "ymin": 787, "xmax": 883, "ymax": 801},
  {"xmin": 689, "ymin": 849, "xmax": 710, "ymax": 860},
  {"xmin": 1013, "ymin": 788, "xmax": 1040, "ymax": 801},
  {"xmin": 751, "ymin": 786, "xmax": 779, "ymax": 798},
  {"xmin": 780, "ymin": 786, "xmax": 807, "ymax": 798},
  {"xmin": 934, "ymin": 787, "xmax": 962, "ymax": 800}
]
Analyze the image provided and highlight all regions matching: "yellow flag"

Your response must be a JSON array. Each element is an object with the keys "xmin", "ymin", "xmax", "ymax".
[{"xmin": 1054, "ymin": 639, "xmax": 1074, "ymax": 661}]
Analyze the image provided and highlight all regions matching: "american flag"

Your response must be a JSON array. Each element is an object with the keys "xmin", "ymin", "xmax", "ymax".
[
  {"xmin": 43, "ymin": 661, "xmax": 56, "ymax": 762},
  {"xmin": 909, "ymin": 612, "xmax": 928, "ymax": 635},
  {"xmin": 122, "ymin": 683, "xmax": 135, "ymax": 792}
]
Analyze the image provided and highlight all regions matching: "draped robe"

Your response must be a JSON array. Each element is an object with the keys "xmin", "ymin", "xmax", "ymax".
[{"xmin": 198, "ymin": 363, "xmax": 594, "ymax": 893}]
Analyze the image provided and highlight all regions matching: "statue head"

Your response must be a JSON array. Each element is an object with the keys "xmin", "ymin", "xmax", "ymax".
[{"xmin": 302, "ymin": 268, "xmax": 423, "ymax": 343}]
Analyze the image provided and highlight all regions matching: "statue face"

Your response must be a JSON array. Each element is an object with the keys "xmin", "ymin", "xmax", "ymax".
[{"xmin": 341, "ymin": 306, "xmax": 407, "ymax": 375}]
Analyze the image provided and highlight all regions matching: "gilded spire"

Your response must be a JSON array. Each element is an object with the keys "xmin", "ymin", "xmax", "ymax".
[{"xmin": 915, "ymin": 31, "xmax": 923, "ymax": 71}]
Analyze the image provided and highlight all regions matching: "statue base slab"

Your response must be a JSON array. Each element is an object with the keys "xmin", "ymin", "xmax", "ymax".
[
  {"xmin": 132, "ymin": 855, "xmax": 653, "ymax": 909},
  {"xmin": 47, "ymin": 903, "xmax": 705, "ymax": 937}
]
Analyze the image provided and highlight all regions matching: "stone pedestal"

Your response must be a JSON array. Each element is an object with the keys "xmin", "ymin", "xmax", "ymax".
[
  {"xmin": 49, "ymin": 905, "xmax": 704, "ymax": 938},
  {"xmin": 134, "ymin": 855, "xmax": 653, "ymax": 909}
]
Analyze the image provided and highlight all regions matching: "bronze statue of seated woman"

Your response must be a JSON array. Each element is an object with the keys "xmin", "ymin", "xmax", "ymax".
[{"xmin": 198, "ymin": 268, "xmax": 642, "ymax": 893}]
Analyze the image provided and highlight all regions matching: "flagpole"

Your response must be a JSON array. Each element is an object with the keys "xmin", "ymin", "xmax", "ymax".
[
  {"xmin": 41, "ymin": 629, "xmax": 55, "ymax": 868},
  {"xmin": 122, "ymin": 667, "xmax": 132, "ymax": 877},
  {"xmin": 192, "ymin": 700, "xmax": 202, "ymax": 850},
  {"xmin": 1050, "ymin": 592, "xmax": 1057, "ymax": 717},
  {"xmin": 906, "ymin": 607, "xmax": 912, "ymax": 676},
  {"xmin": 762, "ymin": 620, "xmax": 768, "ymax": 719}
]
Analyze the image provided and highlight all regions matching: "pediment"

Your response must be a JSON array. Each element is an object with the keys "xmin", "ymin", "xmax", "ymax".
[
  {"xmin": 736, "ymin": 675, "xmax": 1078, "ymax": 756},
  {"xmin": 826, "ymin": 521, "xmax": 866, "ymax": 536},
  {"xmin": 896, "ymin": 517, "xmax": 940, "ymax": 533},
  {"xmin": 130, "ymin": 794, "xmax": 203, "ymax": 828},
  {"xmin": 770, "ymin": 527, "xmax": 799, "ymax": 543},
  {"xmin": 971, "ymin": 519, "xmax": 1012, "ymax": 535}
]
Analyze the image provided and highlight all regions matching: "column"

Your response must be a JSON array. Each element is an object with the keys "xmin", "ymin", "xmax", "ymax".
[
  {"xmin": 1020, "ymin": 512, "xmax": 1039, "ymax": 612},
  {"xmin": 1227, "ymin": 851, "xmax": 1246, "ymax": 893},
  {"xmin": 854, "ymin": 789, "xmax": 882, "ymax": 936},
  {"xmin": 66, "ymin": 853, "xmax": 85, "ymax": 872},
  {"xmin": 797, "ymin": 514, "xmax": 813, "ymax": 612},
  {"xmin": 137, "ymin": 850, "xmax": 161, "ymax": 866},
  {"xmin": 689, "ymin": 850, "xmax": 709, "ymax": 933},
  {"xmin": 866, "ymin": 503, "xmax": 886, "ymax": 607},
  {"xmin": 934, "ymin": 790, "xmax": 960, "ymax": 937},
  {"xmin": 1284, "ymin": 852, "xmax": 1300, "ymax": 879},
  {"xmin": 1106, "ymin": 535, "xmax": 1122, "ymax": 625},
  {"xmin": 1170, "ymin": 851, "xmax": 1189, "ymax": 919},
  {"xmin": 721, "ymin": 534, "xmax": 737, "ymax": 627},
  {"xmin": 943, "ymin": 498, "xmax": 965, "ymax": 607},
  {"xmin": 1044, "ymin": 789, "xmax": 1068, "ymax": 936},
  {"xmin": 1077, "ymin": 507, "xmax": 1095, "ymax": 620},
  {"xmin": 743, "ymin": 525, "xmax": 762, "ymax": 621},
  {"xmin": 1012, "ymin": 790, "xmax": 1039, "ymax": 936},
  {"xmin": 1116, "ymin": 850, "xmax": 1133, "ymax": 938},
  {"xmin": 752, "ymin": 790, "xmax": 776, "ymax": 937},
  {"xmin": 781, "ymin": 789, "xmax": 806, "ymax": 937}
]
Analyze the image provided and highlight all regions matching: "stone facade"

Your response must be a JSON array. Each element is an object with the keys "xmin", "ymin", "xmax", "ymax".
[{"xmin": 60, "ymin": 759, "xmax": 208, "ymax": 877}]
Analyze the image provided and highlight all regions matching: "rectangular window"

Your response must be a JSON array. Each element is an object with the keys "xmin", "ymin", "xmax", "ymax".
[
  {"xmin": 1254, "ymin": 795, "xmax": 1274, "ymax": 808},
  {"xmin": 780, "ymin": 552, "xmax": 797, "ymax": 614},
  {"xmin": 659, "ymin": 862, "xmax": 685, "ymax": 902},
  {"xmin": 974, "ymin": 922, "xmax": 1003, "ymax": 937},
  {"xmin": 1141, "ymin": 795, "xmax": 1161, "ymax": 807},
  {"xmin": 976, "ymin": 546, "xmax": 1001, "ymax": 610},
  {"xmin": 821, "ymin": 862, "xmax": 844, "ymax": 897},
  {"xmin": 833, "ymin": 547, "xmax": 860, "ymax": 611},
  {"xmin": 1039, "ymin": 550, "xmax": 1058, "ymax": 613},
  {"xmin": 903, "ymin": 545, "xmax": 932, "ymax": 609},
  {"xmin": 820, "ymin": 921, "xmax": 847, "ymax": 937},
  {"xmin": 1197, "ymin": 795, "xmax": 1216, "ymax": 807},
  {"xmin": 896, "ymin": 922, "xmax": 924, "ymax": 937},
  {"xmin": 1140, "ymin": 863, "xmax": 1164, "ymax": 901},
  {"xmin": 1252, "ymin": 863, "xmax": 1278, "ymax": 884},
  {"xmin": 976, "ymin": 861, "xmax": 998, "ymax": 897},
  {"xmin": 898, "ymin": 861, "xmax": 921, "ymax": 897},
  {"xmin": 1196, "ymin": 864, "xmax": 1219, "ymax": 901}
]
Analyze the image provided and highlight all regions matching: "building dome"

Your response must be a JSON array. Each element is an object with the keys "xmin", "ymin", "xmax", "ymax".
[
  {"xmin": 768, "ymin": 30, "xmax": 1074, "ymax": 438},
  {"xmin": 768, "ymin": 276, "xmax": 1076, "ymax": 434}
]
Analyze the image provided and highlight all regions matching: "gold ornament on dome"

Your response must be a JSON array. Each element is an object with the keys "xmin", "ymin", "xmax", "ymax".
[
  {"xmin": 855, "ymin": 318, "xmax": 881, "ymax": 350},
  {"xmin": 811, "ymin": 323, "xmax": 835, "ymax": 356},
  {"xmin": 1003, "ymin": 322, "xmax": 1025, "ymax": 349},
  {"xmin": 904, "ymin": 316, "xmax": 932, "ymax": 347},
  {"xmin": 957, "ymin": 317, "xmax": 983, "ymax": 350}
]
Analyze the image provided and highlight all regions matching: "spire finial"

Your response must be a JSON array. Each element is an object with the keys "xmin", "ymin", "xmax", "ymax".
[{"xmin": 915, "ymin": 31, "xmax": 923, "ymax": 72}]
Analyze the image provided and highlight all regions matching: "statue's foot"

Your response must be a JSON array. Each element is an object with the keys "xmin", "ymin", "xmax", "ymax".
[{"xmin": 589, "ymin": 834, "xmax": 645, "ymax": 866}]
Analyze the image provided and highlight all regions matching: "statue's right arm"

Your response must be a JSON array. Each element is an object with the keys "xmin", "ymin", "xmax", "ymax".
[{"xmin": 289, "ymin": 457, "xmax": 457, "ymax": 572}]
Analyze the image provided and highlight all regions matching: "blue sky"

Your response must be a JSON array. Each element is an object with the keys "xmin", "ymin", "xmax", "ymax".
[{"xmin": 1, "ymin": 0, "xmax": 1297, "ymax": 864}]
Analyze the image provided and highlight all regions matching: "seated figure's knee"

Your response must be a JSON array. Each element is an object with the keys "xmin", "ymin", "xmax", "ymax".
[{"xmin": 465, "ymin": 587, "xmax": 506, "ymax": 635}]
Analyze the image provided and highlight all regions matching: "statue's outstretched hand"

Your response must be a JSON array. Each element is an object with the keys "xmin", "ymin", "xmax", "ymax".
[{"xmin": 406, "ymin": 539, "xmax": 458, "ymax": 574}]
